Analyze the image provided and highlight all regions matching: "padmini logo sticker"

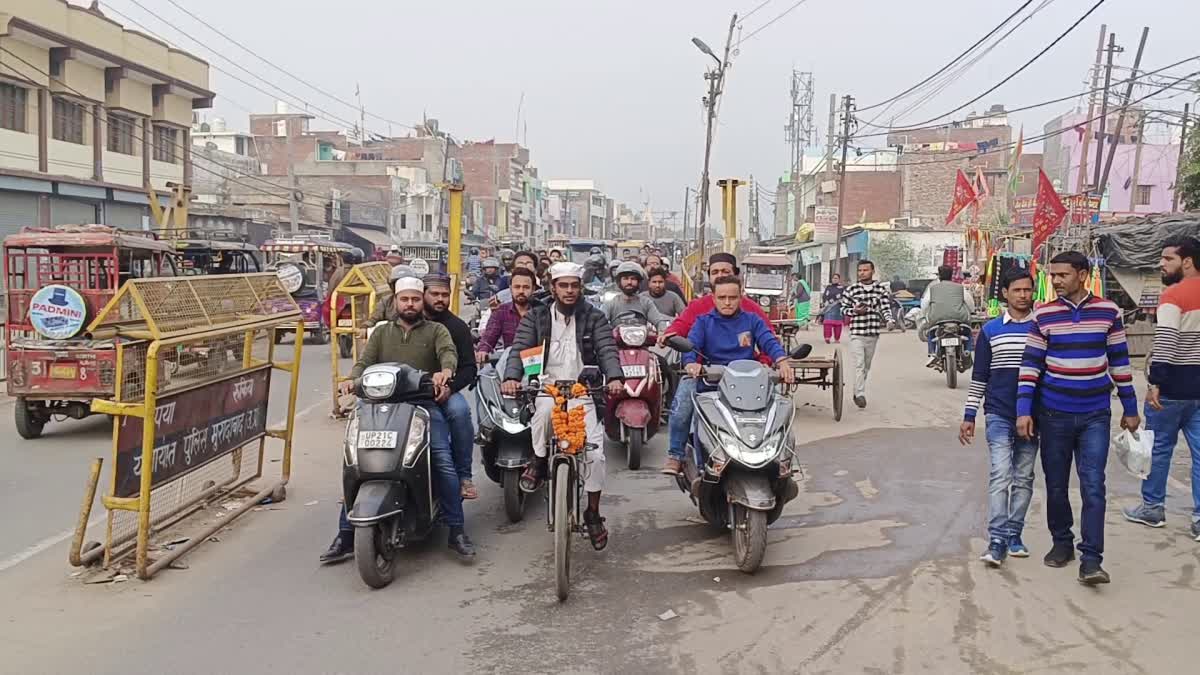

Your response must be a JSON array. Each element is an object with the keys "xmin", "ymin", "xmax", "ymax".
[{"xmin": 28, "ymin": 284, "xmax": 87, "ymax": 339}]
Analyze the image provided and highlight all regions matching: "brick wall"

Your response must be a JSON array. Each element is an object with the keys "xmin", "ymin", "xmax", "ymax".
[{"xmin": 841, "ymin": 171, "xmax": 901, "ymax": 223}]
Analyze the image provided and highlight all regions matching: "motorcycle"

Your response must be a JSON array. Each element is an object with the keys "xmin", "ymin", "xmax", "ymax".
[
  {"xmin": 476, "ymin": 348, "xmax": 535, "ymax": 522},
  {"xmin": 342, "ymin": 363, "xmax": 439, "ymax": 589},
  {"xmin": 931, "ymin": 321, "xmax": 972, "ymax": 389},
  {"xmin": 666, "ymin": 339, "xmax": 811, "ymax": 573},
  {"xmin": 603, "ymin": 311, "xmax": 663, "ymax": 470}
]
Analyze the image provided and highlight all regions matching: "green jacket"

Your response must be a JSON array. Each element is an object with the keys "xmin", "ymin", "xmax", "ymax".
[{"xmin": 351, "ymin": 318, "xmax": 457, "ymax": 379}]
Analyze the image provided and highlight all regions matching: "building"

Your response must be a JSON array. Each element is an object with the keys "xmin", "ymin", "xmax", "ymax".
[
  {"xmin": 0, "ymin": 0, "xmax": 212, "ymax": 234},
  {"xmin": 545, "ymin": 179, "xmax": 612, "ymax": 240},
  {"xmin": 775, "ymin": 151, "xmax": 902, "ymax": 235},
  {"xmin": 453, "ymin": 140, "xmax": 533, "ymax": 243}
]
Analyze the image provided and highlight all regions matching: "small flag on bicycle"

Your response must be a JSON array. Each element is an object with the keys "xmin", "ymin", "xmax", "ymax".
[{"xmin": 520, "ymin": 346, "xmax": 544, "ymax": 376}]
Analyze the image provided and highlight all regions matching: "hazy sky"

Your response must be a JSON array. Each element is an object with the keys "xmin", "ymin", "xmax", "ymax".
[{"xmin": 110, "ymin": 0, "xmax": 1198, "ymax": 220}]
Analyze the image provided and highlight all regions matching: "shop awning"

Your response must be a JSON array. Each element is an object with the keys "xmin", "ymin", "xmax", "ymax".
[{"xmin": 346, "ymin": 226, "xmax": 392, "ymax": 247}]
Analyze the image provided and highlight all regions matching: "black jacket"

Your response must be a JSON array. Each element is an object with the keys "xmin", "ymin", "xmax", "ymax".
[
  {"xmin": 503, "ymin": 301, "xmax": 623, "ymax": 383},
  {"xmin": 430, "ymin": 310, "xmax": 477, "ymax": 393}
]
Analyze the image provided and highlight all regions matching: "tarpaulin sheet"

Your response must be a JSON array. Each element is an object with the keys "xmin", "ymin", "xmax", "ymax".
[{"xmin": 1095, "ymin": 214, "xmax": 1200, "ymax": 268}]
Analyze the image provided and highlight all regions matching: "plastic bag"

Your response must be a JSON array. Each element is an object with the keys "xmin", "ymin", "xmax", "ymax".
[{"xmin": 1113, "ymin": 429, "xmax": 1154, "ymax": 480}]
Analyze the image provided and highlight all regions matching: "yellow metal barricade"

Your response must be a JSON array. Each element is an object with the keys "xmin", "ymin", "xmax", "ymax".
[
  {"xmin": 68, "ymin": 273, "xmax": 304, "ymax": 579},
  {"xmin": 330, "ymin": 261, "xmax": 392, "ymax": 417}
]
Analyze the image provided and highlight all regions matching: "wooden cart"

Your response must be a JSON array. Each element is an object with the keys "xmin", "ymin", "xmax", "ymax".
[{"xmin": 789, "ymin": 351, "xmax": 845, "ymax": 421}]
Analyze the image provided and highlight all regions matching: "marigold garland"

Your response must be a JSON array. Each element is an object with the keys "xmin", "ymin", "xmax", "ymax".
[{"xmin": 545, "ymin": 383, "xmax": 588, "ymax": 454}]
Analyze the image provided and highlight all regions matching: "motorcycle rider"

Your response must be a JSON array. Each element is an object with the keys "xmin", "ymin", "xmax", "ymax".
[
  {"xmin": 499, "ymin": 249, "xmax": 517, "ymax": 274},
  {"xmin": 385, "ymin": 245, "xmax": 404, "ymax": 267},
  {"xmin": 423, "ymin": 273, "xmax": 480, "ymax": 501},
  {"xmin": 643, "ymin": 267, "xmax": 686, "ymax": 320},
  {"xmin": 325, "ymin": 277, "xmax": 475, "ymax": 562},
  {"xmin": 659, "ymin": 252, "xmax": 776, "ymax": 475},
  {"xmin": 366, "ymin": 264, "xmax": 416, "ymax": 325},
  {"xmin": 640, "ymin": 254, "xmax": 685, "ymax": 301},
  {"xmin": 549, "ymin": 248, "xmax": 565, "ymax": 263},
  {"xmin": 501, "ymin": 262, "xmax": 624, "ymax": 551},
  {"xmin": 467, "ymin": 247, "xmax": 482, "ymax": 278},
  {"xmin": 475, "ymin": 267, "xmax": 538, "ymax": 362},
  {"xmin": 683, "ymin": 274, "xmax": 795, "ymax": 387},
  {"xmin": 922, "ymin": 265, "xmax": 975, "ymax": 368},
  {"xmin": 603, "ymin": 261, "xmax": 671, "ymax": 330},
  {"xmin": 472, "ymin": 257, "xmax": 504, "ymax": 304}
]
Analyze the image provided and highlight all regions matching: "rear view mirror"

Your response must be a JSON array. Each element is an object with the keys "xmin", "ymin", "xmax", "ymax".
[
  {"xmin": 666, "ymin": 336, "xmax": 694, "ymax": 353},
  {"xmin": 790, "ymin": 344, "xmax": 812, "ymax": 360}
]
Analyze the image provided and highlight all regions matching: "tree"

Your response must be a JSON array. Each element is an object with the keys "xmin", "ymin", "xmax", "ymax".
[
  {"xmin": 1179, "ymin": 124, "xmax": 1200, "ymax": 211},
  {"xmin": 868, "ymin": 234, "xmax": 919, "ymax": 282}
]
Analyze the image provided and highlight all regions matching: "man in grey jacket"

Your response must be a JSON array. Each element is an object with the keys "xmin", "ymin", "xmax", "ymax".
[
  {"xmin": 922, "ymin": 265, "xmax": 975, "ymax": 367},
  {"xmin": 502, "ymin": 262, "xmax": 623, "ymax": 550},
  {"xmin": 603, "ymin": 261, "xmax": 672, "ymax": 330}
]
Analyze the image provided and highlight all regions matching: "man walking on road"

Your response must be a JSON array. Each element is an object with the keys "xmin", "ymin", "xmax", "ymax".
[
  {"xmin": 841, "ymin": 259, "xmax": 890, "ymax": 409},
  {"xmin": 960, "ymin": 270, "xmax": 1037, "ymax": 567},
  {"xmin": 1123, "ymin": 236, "xmax": 1200, "ymax": 541},
  {"xmin": 1016, "ymin": 251, "xmax": 1139, "ymax": 585}
]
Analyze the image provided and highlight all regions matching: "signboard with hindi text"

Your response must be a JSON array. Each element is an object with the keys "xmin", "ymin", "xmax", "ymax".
[
  {"xmin": 813, "ymin": 206, "xmax": 838, "ymax": 244},
  {"xmin": 112, "ymin": 367, "xmax": 271, "ymax": 498}
]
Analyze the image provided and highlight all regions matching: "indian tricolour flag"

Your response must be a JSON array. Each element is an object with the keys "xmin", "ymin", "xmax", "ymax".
[{"xmin": 520, "ymin": 346, "xmax": 544, "ymax": 377}]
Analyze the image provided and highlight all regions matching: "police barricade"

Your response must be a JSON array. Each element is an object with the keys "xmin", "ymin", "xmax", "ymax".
[
  {"xmin": 68, "ymin": 273, "xmax": 303, "ymax": 579},
  {"xmin": 330, "ymin": 261, "xmax": 392, "ymax": 418}
]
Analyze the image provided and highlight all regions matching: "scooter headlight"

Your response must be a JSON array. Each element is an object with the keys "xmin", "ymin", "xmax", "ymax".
[
  {"xmin": 343, "ymin": 412, "xmax": 360, "ymax": 466},
  {"xmin": 401, "ymin": 408, "xmax": 429, "ymax": 468},
  {"xmin": 717, "ymin": 429, "xmax": 779, "ymax": 468},
  {"xmin": 361, "ymin": 369, "xmax": 397, "ymax": 400},
  {"xmin": 618, "ymin": 325, "xmax": 647, "ymax": 347}
]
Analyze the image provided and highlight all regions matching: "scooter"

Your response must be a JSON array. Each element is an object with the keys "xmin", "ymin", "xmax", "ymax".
[
  {"xmin": 342, "ymin": 363, "xmax": 439, "ymax": 589},
  {"xmin": 476, "ymin": 348, "xmax": 535, "ymax": 522},
  {"xmin": 603, "ymin": 311, "xmax": 663, "ymax": 470},
  {"xmin": 665, "ymin": 339, "xmax": 810, "ymax": 574}
]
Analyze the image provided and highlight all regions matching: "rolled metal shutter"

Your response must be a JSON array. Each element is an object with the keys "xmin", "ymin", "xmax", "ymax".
[
  {"xmin": 105, "ymin": 203, "xmax": 147, "ymax": 230},
  {"xmin": 50, "ymin": 197, "xmax": 98, "ymax": 225},
  {"xmin": 0, "ymin": 191, "xmax": 40, "ymax": 240}
]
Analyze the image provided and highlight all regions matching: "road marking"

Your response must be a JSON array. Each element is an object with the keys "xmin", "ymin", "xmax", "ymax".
[{"xmin": 0, "ymin": 399, "xmax": 327, "ymax": 574}]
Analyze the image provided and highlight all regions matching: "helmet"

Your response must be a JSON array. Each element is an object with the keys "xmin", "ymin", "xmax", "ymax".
[
  {"xmin": 608, "ymin": 258, "xmax": 621, "ymax": 270},
  {"xmin": 481, "ymin": 257, "xmax": 501, "ymax": 269},
  {"xmin": 499, "ymin": 249, "xmax": 516, "ymax": 263},
  {"xmin": 389, "ymin": 264, "xmax": 416, "ymax": 281},
  {"xmin": 470, "ymin": 247, "xmax": 479, "ymax": 255},
  {"xmin": 614, "ymin": 261, "xmax": 646, "ymax": 280},
  {"xmin": 585, "ymin": 254, "xmax": 606, "ymax": 269}
]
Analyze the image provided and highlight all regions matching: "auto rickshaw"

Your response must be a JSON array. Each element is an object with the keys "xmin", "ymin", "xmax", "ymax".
[
  {"xmin": 261, "ymin": 235, "xmax": 354, "ymax": 344},
  {"xmin": 742, "ymin": 253, "xmax": 796, "ymax": 321},
  {"xmin": 172, "ymin": 235, "xmax": 262, "ymax": 276},
  {"xmin": 396, "ymin": 240, "xmax": 447, "ymax": 275},
  {"xmin": 4, "ymin": 224, "xmax": 177, "ymax": 438}
]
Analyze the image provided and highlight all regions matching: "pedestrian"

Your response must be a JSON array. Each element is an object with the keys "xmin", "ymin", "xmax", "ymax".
[
  {"xmin": 960, "ymin": 269, "xmax": 1038, "ymax": 566},
  {"xmin": 820, "ymin": 273, "xmax": 845, "ymax": 343},
  {"xmin": 1123, "ymin": 235, "xmax": 1200, "ymax": 541},
  {"xmin": 1016, "ymin": 250, "xmax": 1140, "ymax": 585},
  {"xmin": 791, "ymin": 272, "xmax": 812, "ymax": 328},
  {"xmin": 841, "ymin": 260, "xmax": 890, "ymax": 409}
]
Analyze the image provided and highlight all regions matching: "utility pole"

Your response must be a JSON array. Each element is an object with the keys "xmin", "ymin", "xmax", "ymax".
[
  {"xmin": 832, "ymin": 94, "xmax": 854, "ymax": 281},
  {"xmin": 1100, "ymin": 27, "xmax": 1148, "ymax": 194},
  {"xmin": 682, "ymin": 186, "xmax": 691, "ymax": 244},
  {"xmin": 1076, "ymin": 24, "xmax": 1107, "ymax": 194},
  {"xmin": 286, "ymin": 125, "xmax": 299, "ymax": 233},
  {"xmin": 1128, "ymin": 114, "xmax": 1147, "ymax": 212},
  {"xmin": 694, "ymin": 13, "xmax": 738, "ymax": 269},
  {"xmin": 1092, "ymin": 32, "xmax": 1120, "ymax": 197},
  {"xmin": 1172, "ymin": 102, "xmax": 1190, "ymax": 212},
  {"xmin": 822, "ymin": 93, "xmax": 836, "ymax": 203},
  {"xmin": 785, "ymin": 71, "xmax": 814, "ymax": 234}
]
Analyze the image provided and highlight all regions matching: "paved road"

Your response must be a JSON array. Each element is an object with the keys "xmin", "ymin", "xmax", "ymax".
[{"xmin": 2, "ymin": 332, "xmax": 1198, "ymax": 673}]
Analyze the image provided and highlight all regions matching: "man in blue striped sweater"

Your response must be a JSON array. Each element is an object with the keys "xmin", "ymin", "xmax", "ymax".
[
  {"xmin": 1016, "ymin": 251, "xmax": 1140, "ymax": 586},
  {"xmin": 959, "ymin": 270, "xmax": 1037, "ymax": 567}
]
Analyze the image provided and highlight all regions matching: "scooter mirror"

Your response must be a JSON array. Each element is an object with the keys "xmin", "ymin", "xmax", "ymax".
[
  {"xmin": 665, "ymin": 335, "xmax": 694, "ymax": 353},
  {"xmin": 790, "ymin": 344, "xmax": 813, "ymax": 360}
]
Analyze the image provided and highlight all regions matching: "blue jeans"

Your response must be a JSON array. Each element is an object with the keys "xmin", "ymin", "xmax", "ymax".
[
  {"xmin": 1038, "ymin": 408, "xmax": 1111, "ymax": 564},
  {"xmin": 442, "ymin": 391, "xmax": 475, "ymax": 482},
  {"xmin": 339, "ymin": 404, "xmax": 463, "ymax": 532},
  {"xmin": 984, "ymin": 414, "xmax": 1038, "ymax": 542},
  {"xmin": 927, "ymin": 326, "xmax": 973, "ymax": 355},
  {"xmin": 1140, "ymin": 398, "xmax": 1200, "ymax": 518},
  {"xmin": 667, "ymin": 376, "xmax": 697, "ymax": 460}
]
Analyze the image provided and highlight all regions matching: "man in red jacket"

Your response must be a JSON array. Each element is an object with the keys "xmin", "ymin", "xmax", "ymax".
[{"xmin": 659, "ymin": 252, "xmax": 776, "ymax": 474}]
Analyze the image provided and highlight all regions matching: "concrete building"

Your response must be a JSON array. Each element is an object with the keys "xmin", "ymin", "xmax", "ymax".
[
  {"xmin": 0, "ymin": 0, "xmax": 212, "ymax": 233},
  {"xmin": 452, "ymin": 140, "xmax": 531, "ymax": 243},
  {"xmin": 775, "ymin": 151, "xmax": 902, "ymax": 235},
  {"xmin": 545, "ymin": 179, "xmax": 612, "ymax": 240}
]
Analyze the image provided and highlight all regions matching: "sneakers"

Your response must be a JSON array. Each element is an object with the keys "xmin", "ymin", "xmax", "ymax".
[
  {"xmin": 1008, "ymin": 535, "xmax": 1030, "ymax": 558},
  {"xmin": 1078, "ymin": 560, "xmax": 1111, "ymax": 585},
  {"xmin": 1192, "ymin": 520, "xmax": 1200, "ymax": 542},
  {"xmin": 980, "ymin": 539, "xmax": 1007, "ymax": 567},
  {"xmin": 661, "ymin": 457, "xmax": 683, "ymax": 475},
  {"xmin": 853, "ymin": 395, "xmax": 867, "ymax": 409},
  {"xmin": 319, "ymin": 532, "xmax": 354, "ymax": 564},
  {"xmin": 448, "ymin": 528, "xmax": 476, "ymax": 560},
  {"xmin": 1043, "ymin": 541, "xmax": 1076, "ymax": 568},
  {"xmin": 1122, "ymin": 503, "xmax": 1166, "ymax": 528}
]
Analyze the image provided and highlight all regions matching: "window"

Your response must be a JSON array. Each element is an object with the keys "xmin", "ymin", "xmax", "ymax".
[
  {"xmin": 107, "ymin": 113, "xmax": 136, "ymax": 155},
  {"xmin": 1136, "ymin": 185, "xmax": 1153, "ymax": 206},
  {"xmin": 52, "ymin": 97, "xmax": 85, "ymax": 144},
  {"xmin": 235, "ymin": 136, "xmax": 246, "ymax": 155},
  {"xmin": 424, "ymin": 214, "xmax": 433, "ymax": 232},
  {"xmin": 0, "ymin": 83, "xmax": 27, "ymax": 132},
  {"xmin": 153, "ymin": 125, "xmax": 178, "ymax": 163},
  {"xmin": 400, "ymin": 213, "xmax": 407, "ymax": 230}
]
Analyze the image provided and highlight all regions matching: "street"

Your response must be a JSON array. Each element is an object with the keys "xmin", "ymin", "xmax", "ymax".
[{"xmin": 2, "ymin": 330, "xmax": 1197, "ymax": 674}]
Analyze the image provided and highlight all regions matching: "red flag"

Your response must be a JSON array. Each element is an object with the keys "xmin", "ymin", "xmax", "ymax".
[
  {"xmin": 1031, "ymin": 168, "xmax": 1067, "ymax": 256},
  {"xmin": 945, "ymin": 169, "xmax": 977, "ymax": 225}
]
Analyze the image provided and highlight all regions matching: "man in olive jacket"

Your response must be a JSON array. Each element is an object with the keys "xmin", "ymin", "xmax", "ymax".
[{"xmin": 502, "ymin": 262, "xmax": 623, "ymax": 551}]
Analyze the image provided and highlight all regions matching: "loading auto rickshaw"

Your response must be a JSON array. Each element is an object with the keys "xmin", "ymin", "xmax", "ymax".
[
  {"xmin": 396, "ymin": 240, "xmax": 447, "ymax": 275},
  {"xmin": 4, "ymin": 225, "xmax": 177, "ymax": 438},
  {"xmin": 261, "ymin": 235, "xmax": 354, "ymax": 345}
]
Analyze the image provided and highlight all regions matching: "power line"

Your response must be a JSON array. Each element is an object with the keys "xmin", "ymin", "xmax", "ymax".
[
  {"xmin": 738, "ymin": 0, "xmax": 776, "ymax": 24},
  {"xmin": 740, "ymin": 0, "xmax": 815, "ymax": 43}
]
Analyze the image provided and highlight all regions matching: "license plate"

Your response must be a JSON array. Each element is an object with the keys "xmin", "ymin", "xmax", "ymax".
[
  {"xmin": 357, "ymin": 431, "xmax": 398, "ymax": 449},
  {"xmin": 337, "ymin": 319, "xmax": 354, "ymax": 328},
  {"xmin": 50, "ymin": 364, "xmax": 77, "ymax": 379},
  {"xmin": 622, "ymin": 364, "xmax": 647, "ymax": 378},
  {"xmin": 940, "ymin": 338, "xmax": 960, "ymax": 347}
]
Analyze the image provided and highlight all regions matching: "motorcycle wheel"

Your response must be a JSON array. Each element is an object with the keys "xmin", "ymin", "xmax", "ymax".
[
  {"xmin": 732, "ymin": 505, "xmax": 768, "ymax": 574},
  {"xmin": 554, "ymin": 462, "xmax": 572, "ymax": 602},
  {"xmin": 627, "ymin": 428, "xmax": 643, "ymax": 470},
  {"xmin": 945, "ymin": 352, "xmax": 958, "ymax": 389},
  {"xmin": 337, "ymin": 334, "xmax": 353, "ymax": 359},
  {"xmin": 355, "ymin": 525, "xmax": 396, "ymax": 589},
  {"xmin": 502, "ymin": 469, "xmax": 526, "ymax": 523}
]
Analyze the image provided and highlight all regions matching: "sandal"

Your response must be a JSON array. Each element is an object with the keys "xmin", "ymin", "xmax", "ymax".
[
  {"xmin": 519, "ymin": 460, "xmax": 546, "ymax": 494},
  {"xmin": 583, "ymin": 509, "xmax": 608, "ymax": 551},
  {"xmin": 460, "ymin": 480, "xmax": 478, "ymax": 500}
]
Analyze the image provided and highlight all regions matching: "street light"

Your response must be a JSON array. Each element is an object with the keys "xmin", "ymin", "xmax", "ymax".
[{"xmin": 691, "ymin": 37, "xmax": 721, "ymax": 66}]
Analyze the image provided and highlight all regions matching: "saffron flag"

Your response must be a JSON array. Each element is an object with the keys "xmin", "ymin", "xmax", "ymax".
[
  {"xmin": 1031, "ymin": 168, "xmax": 1067, "ymax": 257},
  {"xmin": 1008, "ymin": 126, "xmax": 1024, "ymax": 195},
  {"xmin": 945, "ymin": 169, "xmax": 978, "ymax": 225}
]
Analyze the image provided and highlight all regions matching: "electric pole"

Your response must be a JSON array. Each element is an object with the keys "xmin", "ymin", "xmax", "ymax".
[
  {"xmin": 1172, "ymin": 103, "xmax": 1190, "ymax": 212},
  {"xmin": 785, "ymin": 71, "xmax": 814, "ymax": 234},
  {"xmin": 1099, "ymin": 27, "xmax": 1148, "ymax": 193},
  {"xmin": 1092, "ymin": 32, "xmax": 1121, "ymax": 197},
  {"xmin": 832, "ymin": 94, "xmax": 855, "ymax": 281},
  {"xmin": 1076, "ymin": 24, "xmax": 1107, "ymax": 194},
  {"xmin": 693, "ymin": 13, "xmax": 738, "ymax": 270},
  {"xmin": 823, "ymin": 93, "xmax": 837, "ymax": 204},
  {"xmin": 682, "ymin": 186, "xmax": 691, "ymax": 244}
]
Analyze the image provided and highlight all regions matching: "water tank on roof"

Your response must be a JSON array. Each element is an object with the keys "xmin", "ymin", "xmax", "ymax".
[{"xmin": 212, "ymin": 117, "xmax": 227, "ymax": 132}]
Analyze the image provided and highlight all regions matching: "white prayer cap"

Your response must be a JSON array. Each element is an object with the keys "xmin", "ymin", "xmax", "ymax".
[
  {"xmin": 394, "ymin": 277, "xmax": 424, "ymax": 294},
  {"xmin": 549, "ymin": 262, "xmax": 584, "ymax": 281}
]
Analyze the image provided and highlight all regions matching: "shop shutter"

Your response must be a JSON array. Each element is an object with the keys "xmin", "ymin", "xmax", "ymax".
[
  {"xmin": 0, "ymin": 191, "xmax": 40, "ymax": 239},
  {"xmin": 104, "ymin": 203, "xmax": 148, "ymax": 230},
  {"xmin": 50, "ymin": 197, "xmax": 98, "ymax": 225}
]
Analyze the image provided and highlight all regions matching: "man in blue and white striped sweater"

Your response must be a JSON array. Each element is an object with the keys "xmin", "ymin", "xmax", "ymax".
[{"xmin": 960, "ymin": 270, "xmax": 1037, "ymax": 567}]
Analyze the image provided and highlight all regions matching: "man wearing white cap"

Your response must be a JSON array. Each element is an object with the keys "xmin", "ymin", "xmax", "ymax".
[
  {"xmin": 326, "ymin": 277, "xmax": 477, "ymax": 562},
  {"xmin": 385, "ymin": 244, "xmax": 404, "ymax": 267},
  {"xmin": 501, "ymin": 262, "xmax": 623, "ymax": 550}
]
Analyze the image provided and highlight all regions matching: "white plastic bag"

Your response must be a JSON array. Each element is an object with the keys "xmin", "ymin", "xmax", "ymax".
[{"xmin": 1113, "ymin": 429, "xmax": 1154, "ymax": 480}]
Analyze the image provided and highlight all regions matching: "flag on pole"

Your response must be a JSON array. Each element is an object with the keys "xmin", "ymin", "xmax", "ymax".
[
  {"xmin": 1008, "ymin": 126, "xmax": 1024, "ymax": 195},
  {"xmin": 946, "ymin": 169, "xmax": 978, "ymax": 225},
  {"xmin": 1031, "ymin": 168, "xmax": 1067, "ymax": 257}
]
